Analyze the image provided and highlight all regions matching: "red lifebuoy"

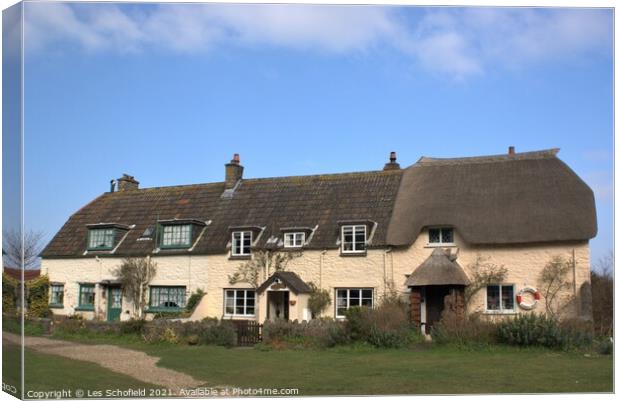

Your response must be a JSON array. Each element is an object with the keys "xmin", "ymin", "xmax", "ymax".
[{"xmin": 517, "ymin": 286, "xmax": 540, "ymax": 310}]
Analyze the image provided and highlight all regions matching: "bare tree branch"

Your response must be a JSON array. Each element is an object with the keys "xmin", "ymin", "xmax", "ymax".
[{"xmin": 2, "ymin": 229, "xmax": 46, "ymax": 269}]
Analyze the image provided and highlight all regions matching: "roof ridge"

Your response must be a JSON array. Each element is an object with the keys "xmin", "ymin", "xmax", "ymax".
[
  {"xmin": 415, "ymin": 148, "xmax": 560, "ymax": 166},
  {"xmin": 117, "ymin": 169, "xmax": 402, "ymax": 192}
]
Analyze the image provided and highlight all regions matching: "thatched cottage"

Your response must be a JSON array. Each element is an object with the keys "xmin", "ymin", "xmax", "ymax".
[{"xmin": 40, "ymin": 148, "xmax": 597, "ymax": 332}]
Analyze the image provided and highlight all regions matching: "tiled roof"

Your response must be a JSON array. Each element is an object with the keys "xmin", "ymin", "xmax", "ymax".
[
  {"xmin": 3, "ymin": 267, "xmax": 41, "ymax": 281},
  {"xmin": 41, "ymin": 170, "xmax": 403, "ymax": 258}
]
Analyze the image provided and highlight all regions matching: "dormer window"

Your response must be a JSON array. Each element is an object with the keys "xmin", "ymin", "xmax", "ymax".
[
  {"xmin": 161, "ymin": 224, "xmax": 192, "ymax": 248},
  {"xmin": 88, "ymin": 228, "xmax": 115, "ymax": 250},
  {"xmin": 86, "ymin": 224, "xmax": 129, "ymax": 251},
  {"xmin": 232, "ymin": 231, "xmax": 252, "ymax": 256},
  {"xmin": 157, "ymin": 219, "xmax": 206, "ymax": 250},
  {"xmin": 428, "ymin": 227, "xmax": 454, "ymax": 245},
  {"xmin": 284, "ymin": 232, "xmax": 305, "ymax": 248},
  {"xmin": 341, "ymin": 225, "xmax": 366, "ymax": 254}
]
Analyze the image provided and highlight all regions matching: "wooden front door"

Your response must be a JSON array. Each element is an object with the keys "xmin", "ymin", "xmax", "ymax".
[
  {"xmin": 107, "ymin": 287, "xmax": 122, "ymax": 321},
  {"xmin": 424, "ymin": 286, "xmax": 451, "ymax": 334}
]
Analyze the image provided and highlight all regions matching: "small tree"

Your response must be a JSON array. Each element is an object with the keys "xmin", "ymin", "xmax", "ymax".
[
  {"xmin": 464, "ymin": 255, "xmax": 508, "ymax": 312},
  {"xmin": 3, "ymin": 229, "xmax": 45, "ymax": 269},
  {"xmin": 114, "ymin": 257, "xmax": 157, "ymax": 319},
  {"xmin": 307, "ymin": 282, "xmax": 331, "ymax": 318},
  {"xmin": 591, "ymin": 251, "xmax": 613, "ymax": 336},
  {"xmin": 228, "ymin": 250, "xmax": 300, "ymax": 288},
  {"xmin": 538, "ymin": 255, "xmax": 573, "ymax": 319}
]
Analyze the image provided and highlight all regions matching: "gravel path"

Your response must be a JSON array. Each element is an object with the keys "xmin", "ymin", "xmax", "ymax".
[{"xmin": 3, "ymin": 332, "xmax": 204, "ymax": 392}]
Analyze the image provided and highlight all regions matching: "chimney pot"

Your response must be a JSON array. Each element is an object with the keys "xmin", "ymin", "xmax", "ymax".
[
  {"xmin": 383, "ymin": 151, "xmax": 401, "ymax": 171},
  {"xmin": 508, "ymin": 146, "xmax": 515, "ymax": 155},
  {"xmin": 117, "ymin": 174, "xmax": 139, "ymax": 191},
  {"xmin": 225, "ymin": 154, "xmax": 244, "ymax": 189}
]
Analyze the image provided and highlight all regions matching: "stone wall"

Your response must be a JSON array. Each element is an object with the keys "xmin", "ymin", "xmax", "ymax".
[{"xmin": 41, "ymin": 227, "xmax": 592, "ymax": 322}]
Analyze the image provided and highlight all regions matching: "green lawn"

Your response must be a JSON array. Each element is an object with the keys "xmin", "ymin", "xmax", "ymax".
[
  {"xmin": 2, "ymin": 344, "xmax": 160, "ymax": 399},
  {"xmin": 147, "ymin": 343, "xmax": 612, "ymax": 395},
  {"xmin": 10, "ymin": 331, "xmax": 615, "ymax": 396}
]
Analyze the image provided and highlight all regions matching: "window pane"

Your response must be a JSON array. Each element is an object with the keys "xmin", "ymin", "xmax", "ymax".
[
  {"xmin": 487, "ymin": 285, "xmax": 500, "ymax": 310},
  {"xmin": 337, "ymin": 307, "xmax": 347, "ymax": 316},
  {"xmin": 501, "ymin": 285, "xmax": 514, "ymax": 310},
  {"xmin": 362, "ymin": 289, "xmax": 373, "ymax": 299},
  {"xmin": 441, "ymin": 228, "xmax": 454, "ymax": 243},
  {"xmin": 429, "ymin": 228, "xmax": 440, "ymax": 243}
]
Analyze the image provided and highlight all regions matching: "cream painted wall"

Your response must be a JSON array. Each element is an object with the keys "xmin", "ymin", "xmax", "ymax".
[{"xmin": 41, "ymin": 228, "xmax": 592, "ymax": 322}]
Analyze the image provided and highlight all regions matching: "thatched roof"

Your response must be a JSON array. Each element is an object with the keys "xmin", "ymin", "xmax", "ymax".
[
  {"xmin": 387, "ymin": 149, "xmax": 597, "ymax": 246},
  {"xmin": 405, "ymin": 248, "xmax": 470, "ymax": 286}
]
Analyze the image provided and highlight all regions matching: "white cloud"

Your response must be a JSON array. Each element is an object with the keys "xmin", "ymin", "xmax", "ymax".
[{"xmin": 23, "ymin": 3, "xmax": 612, "ymax": 79}]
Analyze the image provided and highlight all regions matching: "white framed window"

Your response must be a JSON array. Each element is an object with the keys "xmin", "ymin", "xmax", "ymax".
[
  {"xmin": 224, "ymin": 289, "xmax": 256, "ymax": 316},
  {"xmin": 161, "ymin": 224, "xmax": 192, "ymax": 248},
  {"xmin": 486, "ymin": 284, "xmax": 515, "ymax": 313},
  {"xmin": 428, "ymin": 227, "xmax": 454, "ymax": 245},
  {"xmin": 336, "ymin": 288, "xmax": 373, "ymax": 318},
  {"xmin": 283, "ymin": 232, "xmax": 305, "ymax": 248},
  {"xmin": 232, "ymin": 231, "xmax": 252, "ymax": 256},
  {"xmin": 341, "ymin": 225, "xmax": 366, "ymax": 253}
]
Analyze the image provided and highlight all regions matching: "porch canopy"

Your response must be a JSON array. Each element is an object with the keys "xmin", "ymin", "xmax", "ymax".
[
  {"xmin": 256, "ymin": 271, "xmax": 312, "ymax": 294},
  {"xmin": 405, "ymin": 248, "xmax": 471, "ymax": 287}
]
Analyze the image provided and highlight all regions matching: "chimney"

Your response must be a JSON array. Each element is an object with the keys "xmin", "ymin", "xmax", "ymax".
[
  {"xmin": 225, "ymin": 153, "xmax": 244, "ymax": 189},
  {"xmin": 117, "ymin": 174, "xmax": 139, "ymax": 191},
  {"xmin": 508, "ymin": 146, "xmax": 515, "ymax": 156},
  {"xmin": 383, "ymin": 151, "xmax": 401, "ymax": 171}
]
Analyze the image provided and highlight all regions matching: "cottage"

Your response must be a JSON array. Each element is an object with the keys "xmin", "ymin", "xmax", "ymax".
[{"xmin": 40, "ymin": 148, "xmax": 597, "ymax": 331}]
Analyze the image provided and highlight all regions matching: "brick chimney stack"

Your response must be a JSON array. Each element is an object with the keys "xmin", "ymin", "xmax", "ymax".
[
  {"xmin": 508, "ymin": 146, "xmax": 516, "ymax": 156},
  {"xmin": 117, "ymin": 174, "xmax": 139, "ymax": 191},
  {"xmin": 383, "ymin": 151, "xmax": 401, "ymax": 171},
  {"xmin": 225, "ymin": 153, "xmax": 244, "ymax": 189}
]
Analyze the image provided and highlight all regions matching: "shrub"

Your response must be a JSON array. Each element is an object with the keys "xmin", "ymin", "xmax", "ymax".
[
  {"xmin": 307, "ymin": 283, "xmax": 331, "ymax": 318},
  {"xmin": 262, "ymin": 318, "xmax": 348, "ymax": 349},
  {"xmin": 344, "ymin": 303, "xmax": 413, "ymax": 348},
  {"xmin": 119, "ymin": 319, "xmax": 146, "ymax": 335},
  {"xmin": 596, "ymin": 338, "xmax": 613, "ymax": 355},
  {"xmin": 201, "ymin": 321, "xmax": 236, "ymax": 346},
  {"xmin": 496, "ymin": 313, "xmax": 593, "ymax": 350},
  {"xmin": 432, "ymin": 311, "xmax": 497, "ymax": 345},
  {"xmin": 186, "ymin": 289, "xmax": 205, "ymax": 313}
]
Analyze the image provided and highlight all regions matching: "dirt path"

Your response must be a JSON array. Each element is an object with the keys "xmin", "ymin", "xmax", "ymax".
[{"xmin": 3, "ymin": 332, "xmax": 204, "ymax": 392}]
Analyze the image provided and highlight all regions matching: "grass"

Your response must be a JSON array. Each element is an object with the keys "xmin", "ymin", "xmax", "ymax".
[
  {"xmin": 2, "ymin": 316, "xmax": 47, "ymax": 336},
  {"xmin": 146, "ymin": 343, "xmax": 612, "ymax": 395},
  {"xmin": 15, "ymin": 330, "xmax": 614, "ymax": 396},
  {"xmin": 2, "ymin": 344, "xmax": 161, "ymax": 399}
]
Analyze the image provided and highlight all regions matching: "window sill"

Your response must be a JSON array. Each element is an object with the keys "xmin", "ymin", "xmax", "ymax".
[
  {"xmin": 49, "ymin": 304, "xmax": 64, "ymax": 309},
  {"xmin": 340, "ymin": 251, "xmax": 367, "ymax": 257},
  {"xmin": 424, "ymin": 243, "xmax": 456, "ymax": 248},
  {"xmin": 145, "ymin": 307, "xmax": 185, "ymax": 313},
  {"xmin": 483, "ymin": 310, "xmax": 517, "ymax": 315},
  {"xmin": 229, "ymin": 255, "xmax": 251, "ymax": 260},
  {"xmin": 74, "ymin": 306, "xmax": 94, "ymax": 311},
  {"xmin": 224, "ymin": 314, "xmax": 256, "ymax": 318}
]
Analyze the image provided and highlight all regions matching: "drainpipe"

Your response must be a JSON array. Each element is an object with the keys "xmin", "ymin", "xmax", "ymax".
[{"xmin": 319, "ymin": 250, "xmax": 327, "ymax": 289}]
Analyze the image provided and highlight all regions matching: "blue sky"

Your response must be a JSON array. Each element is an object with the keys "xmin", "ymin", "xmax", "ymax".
[{"xmin": 15, "ymin": 2, "xmax": 613, "ymax": 267}]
